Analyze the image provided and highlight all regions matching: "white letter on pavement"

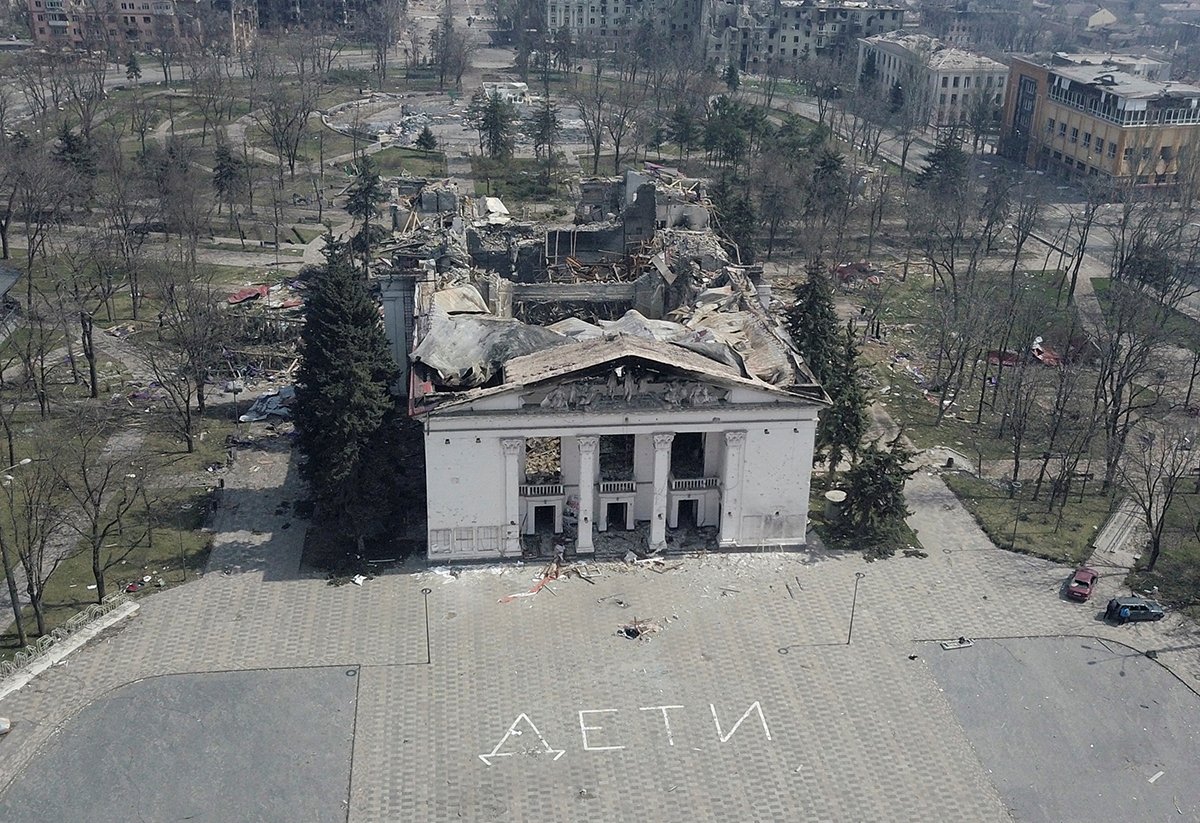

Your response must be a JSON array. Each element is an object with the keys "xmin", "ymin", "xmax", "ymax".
[
  {"xmin": 578, "ymin": 709, "xmax": 625, "ymax": 752},
  {"xmin": 639, "ymin": 705, "xmax": 684, "ymax": 746},
  {"xmin": 710, "ymin": 701, "xmax": 772, "ymax": 743}
]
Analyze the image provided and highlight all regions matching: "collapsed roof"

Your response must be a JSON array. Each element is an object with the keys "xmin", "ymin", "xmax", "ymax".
[{"xmin": 382, "ymin": 169, "xmax": 825, "ymax": 411}]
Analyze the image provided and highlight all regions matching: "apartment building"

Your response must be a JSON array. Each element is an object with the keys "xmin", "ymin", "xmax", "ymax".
[
  {"xmin": 545, "ymin": 0, "xmax": 709, "ymax": 43},
  {"xmin": 546, "ymin": 0, "xmax": 903, "ymax": 71},
  {"xmin": 26, "ymin": 0, "xmax": 256, "ymax": 53},
  {"xmin": 1001, "ymin": 53, "xmax": 1200, "ymax": 185},
  {"xmin": 708, "ymin": 0, "xmax": 903, "ymax": 72},
  {"xmin": 28, "ymin": 0, "xmax": 183, "ymax": 50},
  {"xmin": 856, "ymin": 32, "xmax": 1008, "ymax": 128}
]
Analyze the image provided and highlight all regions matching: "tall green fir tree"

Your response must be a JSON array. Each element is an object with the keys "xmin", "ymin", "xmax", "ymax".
[
  {"xmin": 481, "ymin": 92, "xmax": 518, "ymax": 158},
  {"xmin": 784, "ymin": 259, "xmax": 839, "ymax": 384},
  {"xmin": 708, "ymin": 176, "xmax": 757, "ymax": 263},
  {"xmin": 345, "ymin": 156, "xmax": 387, "ymax": 272},
  {"xmin": 817, "ymin": 327, "xmax": 869, "ymax": 475},
  {"xmin": 295, "ymin": 236, "xmax": 399, "ymax": 544},
  {"xmin": 914, "ymin": 135, "xmax": 968, "ymax": 195}
]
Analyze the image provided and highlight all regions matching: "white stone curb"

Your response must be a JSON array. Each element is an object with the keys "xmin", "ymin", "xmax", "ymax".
[{"xmin": 0, "ymin": 601, "xmax": 139, "ymax": 703}]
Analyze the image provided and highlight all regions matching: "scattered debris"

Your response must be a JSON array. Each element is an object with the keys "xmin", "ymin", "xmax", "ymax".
[
  {"xmin": 499, "ymin": 557, "xmax": 596, "ymax": 603},
  {"xmin": 940, "ymin": 637, "xmax": 975, "ymax": 650},
  {"xmin": 227, "ymin": 285, "xmax": 270, "ymax": 304},
  {"xmin": 902, "ymin": 548, "xmax": 928, "ymax": 559},
  {"xmin": 618, "ymin": 618, "xmax": 661, "ymax": 640},
  {"xmin": 239, "ymin": 386, "xmax": 296, "ymax": 423}
]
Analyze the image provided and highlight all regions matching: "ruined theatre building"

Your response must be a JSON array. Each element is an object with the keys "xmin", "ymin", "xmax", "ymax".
[{"xmin": 377, "ymin": 172, "xmax": 827, "ymax": 561}]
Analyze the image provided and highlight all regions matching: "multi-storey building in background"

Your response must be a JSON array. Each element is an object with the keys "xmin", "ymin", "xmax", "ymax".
[
  {"xmin": 27, "ymin": 0, "xmax": 186, "ymax": 50},
  {"xmin": 546, "ymin": 0, "xmax": 904, "ymax": 72},
  {"xmin": 856, "ymin": 32, "xmax": 1009, "ymax": 129},
  {"xmin": 707, "ymin": 0, "xmax": 904, "ymax": 72},
  {"xmin": 1001, "ymin": 52, "xmax": 1200, "ymax": 185},
  {"xmin": 25, "ymin": 0, "xmax": 256, "ymax": 53}
]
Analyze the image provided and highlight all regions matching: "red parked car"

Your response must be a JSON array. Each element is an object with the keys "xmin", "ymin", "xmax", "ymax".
[{"xmin": 1066, "ymin": 567, "xmax": 1099, "ymax": 601}]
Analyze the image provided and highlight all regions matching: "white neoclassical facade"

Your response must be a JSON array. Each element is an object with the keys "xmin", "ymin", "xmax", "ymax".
[{"xmin": 420, "ymin": 336, "xmax": 823, "ymax": 561}]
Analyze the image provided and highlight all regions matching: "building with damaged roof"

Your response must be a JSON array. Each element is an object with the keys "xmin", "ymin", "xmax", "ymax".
[{"xmin": 376, "ymin": 173, "xmax": 827, "ymax": 562}]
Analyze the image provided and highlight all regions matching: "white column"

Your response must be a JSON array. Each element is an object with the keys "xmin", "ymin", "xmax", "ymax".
[
  {"xmin": 501, "ymin": 438, "xmax": 523, "ymax": 555},
  {"xmin": 650, "ymin": 432, "xmax": 674, "ymax": 551},
  {"xmin": 576, "ymin": 436, "xmax": 598, "ymax": 554},
  {"xmin": 720, "ymin": 431, "xmax": 746, "ymax": 547}
]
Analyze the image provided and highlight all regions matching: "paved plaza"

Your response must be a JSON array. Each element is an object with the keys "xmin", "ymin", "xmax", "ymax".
[{"xmin": 0, "ymin": 441, "xmax": 1197, "ymax": 822}]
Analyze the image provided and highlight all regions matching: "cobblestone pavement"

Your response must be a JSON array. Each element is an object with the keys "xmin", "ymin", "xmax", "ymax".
[{"xmin": 0, "ymin": 450, "xmax": 1196, "ymax": 822}]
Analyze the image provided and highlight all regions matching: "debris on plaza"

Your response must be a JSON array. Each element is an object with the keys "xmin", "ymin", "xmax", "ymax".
[
  {"xmin": 940, "ymin": 637, "xmax": 975, "ymax": 650},
  {"xmin": 498, "ymin": 557, "xmax": 598, "ymax": 602},
  {"xmin": 618, "ymin": 618, "xmax": 662, "ymax": 640}
]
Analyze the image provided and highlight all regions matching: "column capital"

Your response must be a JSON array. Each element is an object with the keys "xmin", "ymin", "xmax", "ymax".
[
  {"xmin": 724, "ymin": 430, "xmax": 747, "ymax": 447},
  {"xmin": 578, "ymin": 435, "xmax": 599, "ymax": 455},
  {"xmin": 501, "ymin": 438, "xmax": 524, "ymax": 456},
  {"xmin": 652, "ymin": 432, "xmax": 675, "ymax": 451}
]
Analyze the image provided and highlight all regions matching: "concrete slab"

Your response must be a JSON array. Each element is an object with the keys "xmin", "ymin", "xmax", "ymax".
[
  {"xmin": 0, "ymin": 667, "xmax": 357, "ymax": 823},
  {"xmin": 924, "ymin": 636, "xmax": 1200, "ymax": 822}
]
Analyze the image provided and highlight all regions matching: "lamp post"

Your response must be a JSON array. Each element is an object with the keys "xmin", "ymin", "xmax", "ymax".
[
  {"xmin": 1009, "ymin": 480, "xmax": 1023, "ymax": 550},
  {"xmin": 227, "ymin": 379, "xmax": 244, "ymax": 433},
  {"xmin": 0, "ymin": 458, "xmax": 32, "ymax": 474}
]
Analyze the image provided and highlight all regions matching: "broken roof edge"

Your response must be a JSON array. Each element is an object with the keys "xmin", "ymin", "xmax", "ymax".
[{"xmin": 416, "ymin": 335, "xmax": 828, "ymax": 415}]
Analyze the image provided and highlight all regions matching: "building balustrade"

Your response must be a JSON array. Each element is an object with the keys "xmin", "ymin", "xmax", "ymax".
[
  {"xmin": 519, "ymin": 483, "xmax": 564, "ymax": 497},
  {"xmin": 598, "ymin": 480, "xmax": 636, "ymax": 494},
  {"xmin": 670, "ymin": 476, "xmax": 719, "ymax": 491}
]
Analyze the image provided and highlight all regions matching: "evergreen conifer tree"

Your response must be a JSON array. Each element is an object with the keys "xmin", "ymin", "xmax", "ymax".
[
  {"xmin": 345, "ymin": 156, "xmax": 387, "ymax": 272},
  {"xmin": 914, "ymin": 135, "xmax": 968, "ymax": 195},
  {"xmin": 842, "ymin": 435, "xmax": 916, "ymax": 534},
  {"xmin": 415, "ymin": 125, "xmax": 438, "ymax": 151},
  {"xmin": 784, "ymin": 259, "xmax": 839, "ymax": 385},
  {"xmin": 817, "ymin": 327, "xmax": 869, "ymax": 475},
  {"xmin": 295, "ymin": 237, "xmax": 399, "ymax": 529}
]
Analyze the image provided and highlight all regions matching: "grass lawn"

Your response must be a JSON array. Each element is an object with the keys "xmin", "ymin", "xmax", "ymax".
[
  {"xmin": 1127, "ymin": 489, "xmax": 1200, "ymax": 618},
  {"xmin": 0, "ymin": 410, "xmax": 237, "ymax": 658},
  {"xmin": 0, "ymin": 483, "xmax": 214, "ymax": 657},
  {"xmin": 861, "ymin": 266, "xmax": 1090, "ymax": 461},
  {"xmin": 473, "ymin": 155, "xmax": 566, "ymax": 204},
  {"xmin": 943, "ymin": 471, "xmax": 1113, "ymax": 565},
  {"xmin": 292, "ymin": 226, "xmax": 325, "ymax": 244},
  {"xmin": 1091, "ymin": 277, "xmax": 1200, "ymax": 352},
  {"xmin": 373, "ymin": 146, "xmax": 448, "ymax": 178}
]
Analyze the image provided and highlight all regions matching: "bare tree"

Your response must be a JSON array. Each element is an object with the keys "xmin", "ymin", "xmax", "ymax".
[
  {"xmin": 571, "ymin": 48, "xmax": 608, "ymax": 176},
  {"xmin": 57, "ymin": 409, "xmax": 145, "ymax": 602},
  {"xmin": 1, "ymin": 434, "xmax": 68, "ymax": 635},
  {"xmin": 605, "ymin": 64, "xmax": 644, "ymax": 173},
  {"xmin": 1120, "ymin": 426, "xmax": 1196, "ymax": 572},
  {"xmin": 253, "ymin": 67, "xmax": 321, "ymax": 178},
  {"xmin": 96, "ymin": 139, "xmax": 150, "ymax": 319},
  {"xmin": 1083, "ymin": 287, "xmax": 1170, "ymax": 491},
  {"xmin": 56, "ymin": 233, "xmax": 126, "ymax": 399},
  {"xmin": 62, "ymin": 55, "xmax": 109, "ymax": 141},
  {"xmin": 148, "ymin": 260, "xmax": 229, "ymax": 422},
  {"xmin": 364, "ymin": 0, "xmax": 406, "ymax": 83}
]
